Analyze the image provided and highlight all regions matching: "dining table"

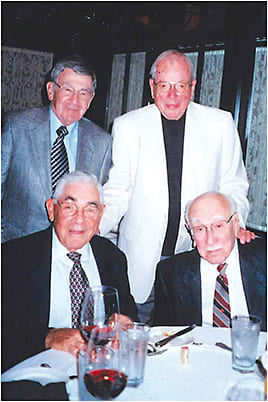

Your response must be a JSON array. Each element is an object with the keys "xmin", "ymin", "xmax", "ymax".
[{"xmin": 2, "ymin": 325, "xmax": 267, "ymax": 401}]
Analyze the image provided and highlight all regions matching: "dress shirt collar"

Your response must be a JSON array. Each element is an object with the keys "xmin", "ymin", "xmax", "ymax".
[
  {"xmin": 200, "ymin": 241, "xmax": 248, "ymax": 326},
  {"xmin": 52, "ymin": 227, "xmax": 90, "ymax": 264},
  {"xmin": 50, "ymin": 106, "xmax": 77, "ymax": 145}
]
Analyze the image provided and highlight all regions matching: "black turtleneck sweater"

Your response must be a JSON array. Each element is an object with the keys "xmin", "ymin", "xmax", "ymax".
[{"xmin": 161, "ymin": 113, "xmax": 186, "ymax": 256}]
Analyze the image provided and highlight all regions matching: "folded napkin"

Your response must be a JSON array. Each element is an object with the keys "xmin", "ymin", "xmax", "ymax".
[
  {"xmin": 1, "ymin": 349, "xmax": 76, "ymax": 386},
  {"xmin": 1, "ymin": 380, "xmax": 68, "ymax": 401}
]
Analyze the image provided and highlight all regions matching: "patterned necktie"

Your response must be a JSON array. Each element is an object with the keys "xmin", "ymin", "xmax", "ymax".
[
  {"xmin": 213, "ymin": 263, "xmax": 231, "ymax": 327},
  {"xmin": 51, "ymin": 126, "xmax": 69, "ymax": 194},
  {"xmin": 67, "ymin": 252, "xmax": 89, "ymax": 329}
]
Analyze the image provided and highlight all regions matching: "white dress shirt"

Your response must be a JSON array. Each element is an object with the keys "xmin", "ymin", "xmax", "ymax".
[
  {"xmin": 49, "ymin": 229, "xmax": 102, "ymax": 328},
  {"xmin": 201, "ymin": 241, "xmax": 249, "ymax": 326}
]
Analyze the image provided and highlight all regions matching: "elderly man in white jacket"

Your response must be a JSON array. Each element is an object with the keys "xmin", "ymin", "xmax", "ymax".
[{"xmin": 99, "ymin": 49, "xmax": 254, "ymax": 323}]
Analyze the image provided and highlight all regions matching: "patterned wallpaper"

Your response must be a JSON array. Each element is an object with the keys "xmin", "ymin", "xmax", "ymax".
[{"xmin": 2, "ymin": 46, "xmax": 53, "ymax": 113}]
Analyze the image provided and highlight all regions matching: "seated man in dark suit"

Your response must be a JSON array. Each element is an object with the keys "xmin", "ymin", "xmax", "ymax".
[
  {"xmin": 2, "ymin": 171, "xmax": 138, "ymax": 371},
  {"xmin": 153, "ymin": 192, "xmax": 266, "ymax": 330}
]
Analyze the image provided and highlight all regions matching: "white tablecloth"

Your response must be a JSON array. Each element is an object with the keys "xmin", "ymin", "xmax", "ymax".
[{"xmin": 2, "ymin": 326, "xmax": 267, "ymax": 401}]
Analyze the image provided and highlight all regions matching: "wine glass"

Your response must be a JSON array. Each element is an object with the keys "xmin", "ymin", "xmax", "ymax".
[
  {"xmin": 79, "ymin": 326, "xmax": 128, "ymax": 400},
  {"xmin": 80, "ymin": 286, "xmax": 120, "ymax": 342}
]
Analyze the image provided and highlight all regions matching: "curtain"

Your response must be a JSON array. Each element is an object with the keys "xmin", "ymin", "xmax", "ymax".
[
  {"xmin": 106, "ymin": 54, "xmax": 126, "ymax": 132},
  {"xmin": 199, "ymin": 49, "xmax": 225, "ymax": 108},
  {"xmin": 245, "ymin": 47, "xmax": 267, "ymax": 232},
  {"xmin": 126, "ymin": 52, "xmax": 146, "ymax": 113},
  {"xmin": 185, "ymin": 51, "xmax": 198, "ymax": 79},
  {"xmin": 2, "ymin": 46, "xmax": 53, "ymax": 113}
]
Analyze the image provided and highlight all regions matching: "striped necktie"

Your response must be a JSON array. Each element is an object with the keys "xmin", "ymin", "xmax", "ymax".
[
  {"xmin": 67, "ymin": 252, "xmax": 89, "ymax": 329},
  {"xmin": 213, "ymin": 263, "xmax": 231, "ymax": 327},
  {"xmin": 51, "ymin": 126, "xmax": 69, "ymax": 194}
]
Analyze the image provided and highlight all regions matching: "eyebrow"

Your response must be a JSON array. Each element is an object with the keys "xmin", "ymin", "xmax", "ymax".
[
  {"xmin": 60, "ymin": 82, "xmax": 92, "ymax": 91},
  {"xmin": 62, "ymin": 196, "xmax": 100, "ymax": 207},
  {"xmin": 63, "ymin": 196, "xmax": 77, "ymax": 202},
  {"xmin": 191, "ymin": 215, "xmax": 226, "ymax": 224}
]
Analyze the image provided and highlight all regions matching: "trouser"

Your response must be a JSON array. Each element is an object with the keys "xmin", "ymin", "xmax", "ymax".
[
  {"xmin": 136, "ymin": 256, "xmax": 170, "ymax": 324},
  {"xmin": 136, "ymin": 287, "xmax": 155, "ymax": 325}
]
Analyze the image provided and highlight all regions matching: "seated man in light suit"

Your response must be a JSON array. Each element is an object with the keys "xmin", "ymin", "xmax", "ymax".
[
  {"xmin": 2, "ymin": 171, "xmax": 138, "ymax": 371},
  {"xmin": 153, "ymin": 192, "xmax": 266, "ymax": 330}
]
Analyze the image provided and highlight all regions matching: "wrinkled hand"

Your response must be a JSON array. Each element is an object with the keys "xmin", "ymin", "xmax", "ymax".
[
  {"xmin": 109, "ymin": 313, "xmax": 133, "ymax": 331},
  {"xmin": 108, "ymin": 313, "xmax": 134, "ymax": 349},
  {"xmin": 236, "ymin": 227, "xmax": 255, "ymax": 244},
  {"xmin": 45, "ymin": 328, "xmax": 86, "ymax": 356}
]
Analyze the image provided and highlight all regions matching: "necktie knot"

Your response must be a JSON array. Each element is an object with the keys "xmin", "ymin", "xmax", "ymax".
[
  {"xmin": 56, "ymin": 126, "xmax": 69, "ymax": 139},
  {"xmin": 217, "ymin": 263, "xmax": 227, "ymax": 275},
  {"xmin": 67, "ymin": 252, "xmax": 81, "ymax": 263}
]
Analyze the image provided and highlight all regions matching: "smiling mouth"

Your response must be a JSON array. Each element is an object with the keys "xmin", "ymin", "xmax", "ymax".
[
  {"xmin": 206, "ymin": 247, "xmax": 222, "ymax": 253},
  {"xmin": 69, "ymin": 230, "xmax": 84, "ymax": 235}
]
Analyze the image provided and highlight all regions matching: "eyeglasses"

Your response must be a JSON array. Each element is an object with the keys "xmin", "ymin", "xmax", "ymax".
[
  {"xmin": 153, "ymin": 80, "xmax": 192, "ymax": 94},
  {"xmin": 56, "ymin": 201, "xmax": 101, "ymax": 218},
  {"xmin": 53, "ymin": 81, "xmax": 93, "ymax": 101},
  {"xmin": 190, "ymin": 214, "xmax": 235, "ymax": 239}
]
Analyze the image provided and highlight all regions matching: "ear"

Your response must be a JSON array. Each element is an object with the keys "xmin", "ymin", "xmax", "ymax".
[
  {"xmin": 96, "ymin": 204, "xmax": 106, "ymax": 234},
  {"xmin": 190, "ymin": 79, "xmax": 197, "ymax": 99},
  {"xmin": 233, "ymin": 212, "xmax": 240, "ymax": 236},
  {"xmin": 185, "ymin": 222, "xmax": 195, "ymax": 246},
  {"xmin": 46, "ymin": 199, "xmax": 55, "ymax": 222},
  {"xmin": 46, "ymin": 81, "xmax": 55, "ymax": 102},
  {"xmin": 149, "ymin": 78, "xmax": 155, "ymax": 99},
  {"xmin": 87, "ymin": 91, "xmax": 95, "ymax": 109}
]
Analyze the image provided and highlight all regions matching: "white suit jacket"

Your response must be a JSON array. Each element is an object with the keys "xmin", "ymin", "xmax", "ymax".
[{"xmin": 100, "ymin": 102, "xmax": 249, "ymax": 303}]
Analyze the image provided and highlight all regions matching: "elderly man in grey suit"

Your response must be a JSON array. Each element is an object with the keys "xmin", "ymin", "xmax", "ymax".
[{"xmin": 2, "ymin": 56, "xmax": 112, "ymax": 242}]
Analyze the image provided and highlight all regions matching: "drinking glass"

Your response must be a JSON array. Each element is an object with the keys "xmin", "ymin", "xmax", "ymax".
[
  {"xmin": 231, "ymin": 315, "xmax": 262, "ymax": 373},
  {"xmin": 226, "ymin": 377, "xmax": 265, "ymax": 401},
  {"xmin": 80, "ymin": 286, "xmax": 120, "ymax": 342},
  {"xmin": 79, "ymin": 326, "xmax": 127, "ymax": 400},
  {"xmin": 119, "ymin": 322, "xmax": 150, "ymax": 387}
]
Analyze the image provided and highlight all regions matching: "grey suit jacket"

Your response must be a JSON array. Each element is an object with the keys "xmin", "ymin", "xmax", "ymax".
[
  {"xmin": 1, "ymin": 106, "xmax": 112, "ymax": 242},
  {"xmin": 153, "ymin": 238, "xmax": 267, "ymax": 331}
]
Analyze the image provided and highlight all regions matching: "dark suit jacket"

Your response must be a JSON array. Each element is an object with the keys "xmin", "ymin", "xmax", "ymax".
[
  {"xmin": 2, "ymin": 227, "xmax": 138, "ymax": 371},
  {"xmin": 1, "ymin": 106, "xmax": 112, "ymax": 242},
  {"xmin": 153, "ymin": 238, "xmax": 267, "ymax": 331}
]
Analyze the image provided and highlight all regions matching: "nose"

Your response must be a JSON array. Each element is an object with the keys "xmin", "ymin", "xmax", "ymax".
[
  {"xmin": 70, "ymin": 90, "xmax": 80, "ymax": 104},
  {"xmin": 167, "ymin": 84, "xmax": 178, "ymax": 98},
  {"xmin": 73, "ymin": 208, "xmax": 84, "ymax": 222},
  {"xmin": 205, "ymin": 226, "xmax": 217, "ymax": 245}
]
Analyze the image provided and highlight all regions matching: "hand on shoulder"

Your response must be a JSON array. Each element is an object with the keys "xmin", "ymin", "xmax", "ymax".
[{"xmin": 236, "ymin": 227, "xmax": 256, "ymax": 244}]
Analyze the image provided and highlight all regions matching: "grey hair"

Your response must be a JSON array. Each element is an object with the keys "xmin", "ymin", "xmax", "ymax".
[
  {"xmin": 150, "ymin": 49, "xmax": 195, "ymax": 82},
  {"xmin": 53, "ymin": 171, "xmax": 104, "ymax": 205},
  {"xmin": 184, "ymin": 192, "xmax": 237, "ymax": 226},
  {"xmin": 48, "ymin": 56, "xmax": 97, "ymax": 92}
]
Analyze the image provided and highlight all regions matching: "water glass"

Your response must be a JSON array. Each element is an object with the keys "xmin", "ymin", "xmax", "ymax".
[
  {"xmin": 226, "ymin": 377, "xmax": 265, "ymax": 401},
  {"xmin": 231, "ymin": 315, "xmax": 262, "ymax": 373},
  {"xmin": 120, "ymin": 322, "xmax": 150, "ymax": 387}
]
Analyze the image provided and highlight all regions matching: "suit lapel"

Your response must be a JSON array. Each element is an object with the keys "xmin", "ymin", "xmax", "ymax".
[
  {"xmin": 174, "ymin": 253, "xmax": 202, "ymax": 325},
  {"xmin": 28, "ymin": 107, "xmax": 51, "ymax": 196},
  {"xmin": 76, "ymin": 119, "xmax": 94, "ymax": 170},
  {"xmin": 181, "ymin": 266, "xmax": 202, "ymax": 325}
]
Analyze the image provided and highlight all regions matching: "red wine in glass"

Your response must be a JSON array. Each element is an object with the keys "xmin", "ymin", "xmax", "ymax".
[
  {"xmin": 81, "ymin": 325, "xmax": 97, "ymax": 342},
  {"xmin": 81, "ymin": 325, "xmax": 115, "ymax": 345},
  {"xmin": 84, "ymin": 369, "xmax": 127, "ymax": 400}
]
